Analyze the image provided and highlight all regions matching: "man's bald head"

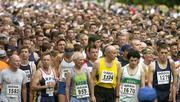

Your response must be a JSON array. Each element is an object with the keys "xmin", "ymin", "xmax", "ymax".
[
  {"xmin": 105, "ymin": 45, "xmax": 116, "ymax": 54},
  {"xmin": 9, "ymin": 54, "xmax": 21, "ymax": 70},
  {"xmin": 104, "ymin": 45, "xmax": 117, "ymax": 60}
]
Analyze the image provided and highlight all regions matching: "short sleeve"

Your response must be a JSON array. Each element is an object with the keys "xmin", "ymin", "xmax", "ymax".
[{"xmin": 22, "ymin": 71, "xmax": 28, "ymax": 84}]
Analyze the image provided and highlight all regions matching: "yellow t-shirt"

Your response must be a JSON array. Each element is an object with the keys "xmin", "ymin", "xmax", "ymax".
[{"xmin": 96, "ymin": 58, "xmax": 117, "ymax": 88}]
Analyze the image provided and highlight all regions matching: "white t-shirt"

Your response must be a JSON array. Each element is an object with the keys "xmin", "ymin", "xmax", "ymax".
[{"xmin": 0, "ymin": 68, "xmax": 27, "ymax": 102}]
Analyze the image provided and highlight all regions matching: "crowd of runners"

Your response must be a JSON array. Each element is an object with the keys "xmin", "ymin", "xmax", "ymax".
[{"xmin": 0, "ymin": 0, "xmax": 179, "ymax": 102}]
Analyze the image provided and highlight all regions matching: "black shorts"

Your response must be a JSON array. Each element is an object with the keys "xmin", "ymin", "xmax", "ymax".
[
  {"xmin": 94, "ymin": 85, "xmax": 116, "ymax": 102},
  {"xmin": 156, "ymin": 90, "xmax": 170, "ymax": 102}
]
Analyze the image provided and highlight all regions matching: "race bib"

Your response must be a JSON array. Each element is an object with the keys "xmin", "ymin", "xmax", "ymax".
[
  {"xmin": 157, "ymin": 71, "xmax": 170, "ymax": 85},
  {"xmin": 87, "ymin": 67, "xmax": 92, "ymax": 73},
  {"xmin": 101, "ymin": 71, "xmax": 114, "ymax": 83},
  {"xmin": 6, "ymin": 84, "xmax": 20, "ymax": 98},
  {"xmin": 76, "ymin": 84, "xmax": 89, "ymax": 99},
  {"xmin": 45, "ymin": 82, "xmax": 54, "ymax": 96},
  {"xmin": 62, "ymin": 69, "xmax": 70, "ymax": 79},
  {"xmin": 121, "ymin": 83, "xmax": 136, "ymax": 96},
  {"xmin": 24, "ymin": 70, "xmax": 31, "ymax": 82}
]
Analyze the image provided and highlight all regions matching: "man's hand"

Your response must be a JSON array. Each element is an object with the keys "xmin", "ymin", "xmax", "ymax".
[{"xmin": 91, "ymin": 95, "xmax": 96, "ymax": 102}]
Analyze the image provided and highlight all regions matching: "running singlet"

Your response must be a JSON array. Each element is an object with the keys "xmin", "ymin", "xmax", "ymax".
[
  {"xmin": 39, "ymin": 68, "xmax": 55, "ymax": 97},
  {"xmin": 96, "ymin": 58, "xmax": 117, "ymax": 89},
  {"xmin": 153, "ymin": 60, "xmax": 171, "ymax": 91},
  {"xmin": 120, "ymin": 64, "xmax": 142, "ymax": 102},
  {"xmin": 59, "ymin": 58, "xmax": 74, "ymax": 82},
  {"xmin": 71, "ymin": 69, "xmax": 90, "ymax": 99}
]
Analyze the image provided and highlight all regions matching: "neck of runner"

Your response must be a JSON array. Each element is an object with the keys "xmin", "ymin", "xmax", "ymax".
[
  {"xmin": 42, "ymin": 66, "xmax": 50, "ymax": 73},
  {"xmin": 64, "ymin": 56, "xmax": 72, "ymax": 62},
  {"xmin": 89, "ymin": 59, "xmax": 96, "ymax": 64},
  {"xmin": 21, "ymin": 59, "xmax": 29, "ymax": 65},
  {"xmin": 74, "ymin": 65, "xmax": 81, "ymax": 70},
  {"xmin": 158, "ymin": 58, "xmax": 167, "ymax": 65},
  {"xmin": 10, "ymin": 67, "xmax": 18, "ymax": 72},
  {"xmin": 43, "ymin": 65, "xmax": 50, "ymax": 71},
  {"xmin": 105, "ymin": 57, "xmax": 113, "ymax": 63},
  {"xmin": 129, "ymin": 64, "xmax": 137, "ymax": 69}
]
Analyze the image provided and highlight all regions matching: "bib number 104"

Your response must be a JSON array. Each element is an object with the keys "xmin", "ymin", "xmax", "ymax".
[{"xmin": 101, "ymin": 71, "xmax": 114, "ymax": 83}]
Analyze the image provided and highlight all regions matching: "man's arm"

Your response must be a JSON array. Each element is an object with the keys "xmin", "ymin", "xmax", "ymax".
[
  {"xmin": 31, "ymin": 63, "xmax": 37, "ymax": 78},
  {"xmin": 140, "ymin": 68, "xmax": 145, "ymax": 87},
  {"xmin": 171, "ymin": 61, "xmax": 178, "ymax": 102},
  {"xmin": 115, "ymin": 62, "xmax": 121, "ymax": 101},
  {"xmin": 22, "ymin": 83, "xmax": 27, "ymax": 102},
  {"xmin": 31, "ymin": 70, "xmax": 48, "ymax": 91},
  {"xmin": 148, "ymin": 63, "xmax": 155, "ymax": 88},
  {"xmin": 65, "ymin": 72, "xmax": 71, "ymax": 102},
  {"xmin": 53, "ymin": 54, "xmax": 63, "ymax": 78},
  {"xmin": 90, "ymin": 60, "xmax": 100, "ymax": 102}
]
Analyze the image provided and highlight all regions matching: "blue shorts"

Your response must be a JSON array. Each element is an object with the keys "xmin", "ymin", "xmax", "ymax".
[
  {"xmin": 58, "ymin": 82, "xmax": 66, "ymax": 95},
  {"xmin": 70, "ymin": 96, "xmax": 89, "ymax": 102}
]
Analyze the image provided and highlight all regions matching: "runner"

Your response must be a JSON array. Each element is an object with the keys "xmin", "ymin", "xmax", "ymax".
[
  {"xmin": 19, "ymin": 46, "xmax": 37, "ymax": 102},
  {"xmin": 141, "ymin": 48, "xmax": 154, "ymax": 84},
  {"xmin": 32, "ymin": 52, "xmax": 56, "ymax": 102},
  {"xmin": 65, "ymin": 52, "xmax": 93, "ymax": 102},
  {"xmin": 0, "ymin": 54, "xmax": 27, "ymax": 102},
  {"xmin": 82, "ymin": 44, "xmax": 98, "ymax": 73},
  {"xmin": 91, "ymin": 45, "xmax": 121, "ymax": 102},
  {"xmin": 119, "ymin": 50, "xmax": 145, "ymax": 102},
  {"xmin": 148, "ymin": 44, "xmax": 177, "ymax": 102},
  {"xmin": 56, "ymin": 43, "xmax": 75, "ymax": 102}
]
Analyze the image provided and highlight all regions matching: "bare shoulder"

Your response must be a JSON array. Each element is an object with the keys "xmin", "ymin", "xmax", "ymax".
[
  {"xmin": 94, "ymin": 59, "xmax": 100, "ymax": 66},
  {"xmin": 34, "ymin": 69, "xmax": 42, "ymax": 77}
]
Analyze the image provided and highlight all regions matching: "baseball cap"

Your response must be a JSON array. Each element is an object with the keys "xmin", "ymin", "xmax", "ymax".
[
  {"xmin": 0, "ymin": 50, "xmax": 6, "ymax": 58},
  {"xmin": 138, "ymin": 87, "xmax": 157, "ymax": 102}
]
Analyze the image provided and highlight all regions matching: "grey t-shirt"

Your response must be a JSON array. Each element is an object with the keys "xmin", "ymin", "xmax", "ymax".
[{"xmin": 0, "ymin": 68, "xmax": 27, "ymax": 102}]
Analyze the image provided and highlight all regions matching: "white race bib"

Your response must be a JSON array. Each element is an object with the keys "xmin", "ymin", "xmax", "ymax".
[
  {"xmin": 62, "ymin": 69, "xmax": 70, "ymax": 79},
  {"xmin": 76, "ymin": 84, "xmax": 89, "ymax": 99},
  {"xmin": 45, "ymin": 82, "xmax": 54, "ymax": 96},
  {"xmin": 6, "ymin": 84, "xmax": 20, "ymax": 98},
  {"xmin": 101, "ymin": 71, "xmax": 114, "ymax": 83},
  {"xmin": 24, "ymin": 70, "xmax": 31, "ymax": 82},
  {"xmin": 157, "ymin": 71, "xmax": 170, "ymax": 85},
  {"xmin": 121, "ymin": 83, "xmax": 136, "ymax": 96}
]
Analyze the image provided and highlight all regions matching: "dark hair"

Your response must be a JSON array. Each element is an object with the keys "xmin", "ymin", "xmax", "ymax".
[
  {"xmin": 41, "ymin": 52, "xmax": 51, "ymax": 60},
  {"xmin": 56, "ymin": 38, "xmax": 66, "ymax": 45},
  {"xmin": 41, "ymin": 42, "xmax": 52, "ymax": 52},
  {"xmin": 88, "ymin": 35, "xmax": 101, "ymax": 46},
  {"xmin": 157, "ymin": 44, "xmax": 168, "ymax": 52},
  {"xmin": 85, "ymin": 44, "xmax": 97, "ymax": 54},
  {"xmin": 19, "ymin": 46, "xmax": 30, "ymax": 54},
  {"xmin": 22, "ymin": 38, "xmax": 31, "ymax": 44},
  {"xmin": 127, "ymin": 49, "xmax": 141, "ymax": 60}
]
